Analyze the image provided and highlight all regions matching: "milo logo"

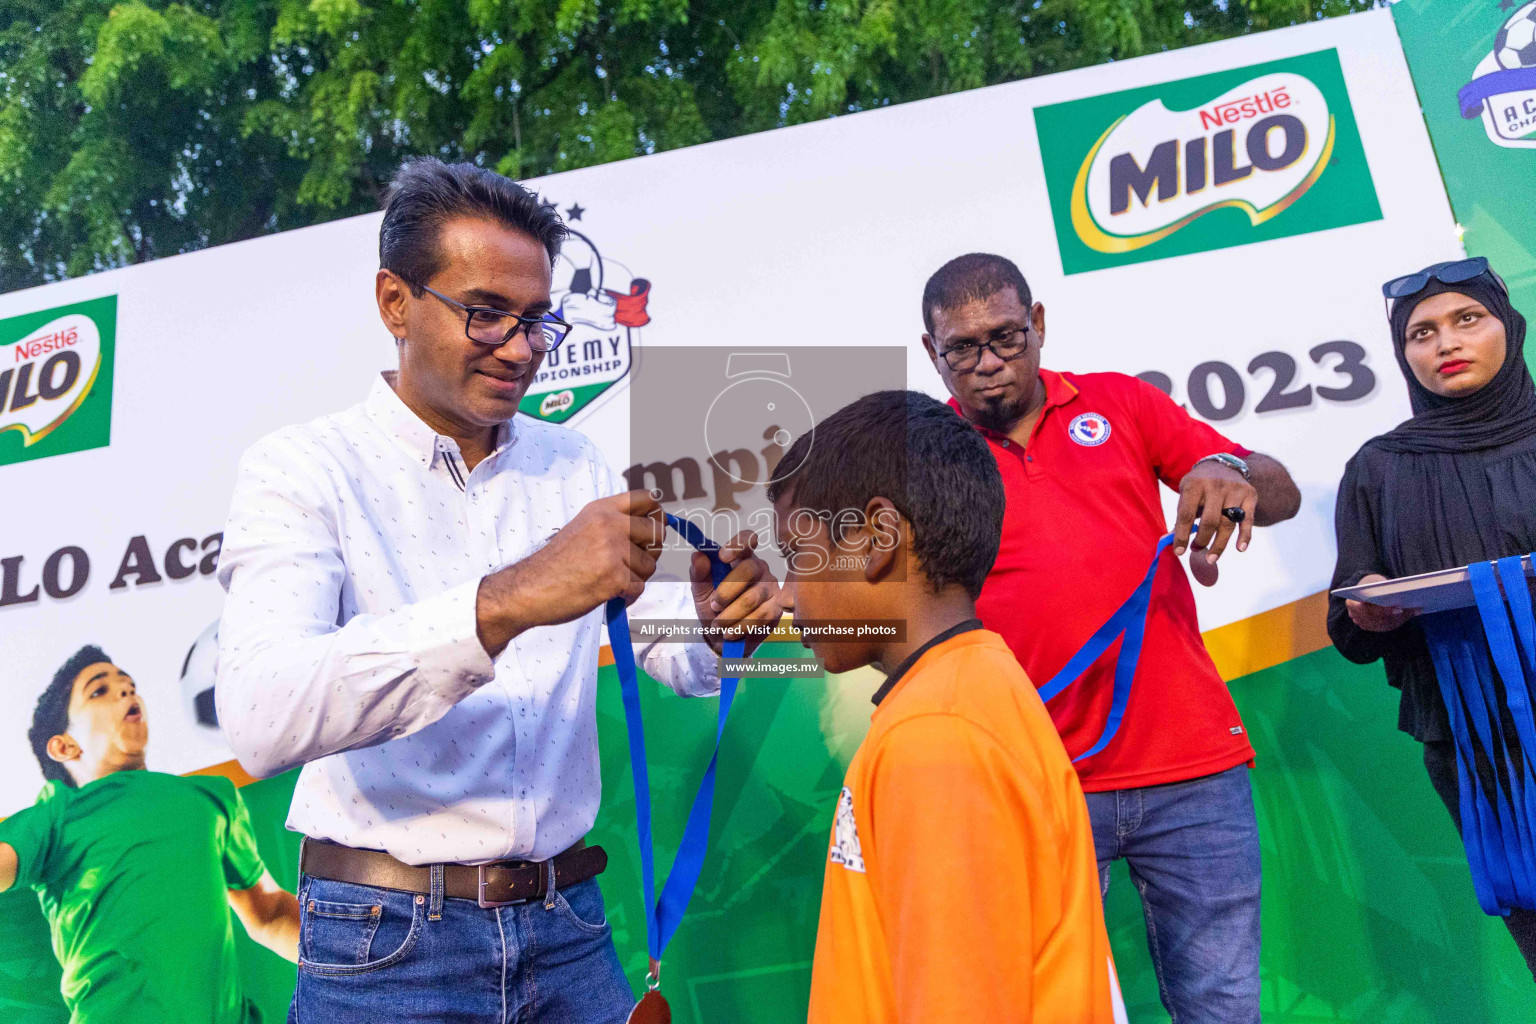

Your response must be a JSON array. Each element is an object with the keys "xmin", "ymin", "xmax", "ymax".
[
  {"xmin": 539, "ymin": 390, "xmax": 575, "ymax": 417},
  {"xmin": 0, "ymin": 296, "xmax": 116, "ymax": 467},
  {"xmin": 1036, "ymin": 49, "xmax": 1381, "ymax": 274}
]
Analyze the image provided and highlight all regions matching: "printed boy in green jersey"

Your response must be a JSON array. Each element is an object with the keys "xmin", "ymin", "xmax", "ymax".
[{"xmin": 0, "ymin": 645, "xmax": 300, "ymax": 1024}]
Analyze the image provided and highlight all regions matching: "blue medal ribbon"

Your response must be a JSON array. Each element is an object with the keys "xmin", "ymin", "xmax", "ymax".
[
  {"xmin": 603, "ymin": 513, "xmax": 748, "ymax": 972},
  {"xmin": 1422, "ymin": 554, "xmax": 1536, "ymax": 915},
  {"xmin": 1036, "ymin": 532, "xmax": 1176, "ymax": 762}
]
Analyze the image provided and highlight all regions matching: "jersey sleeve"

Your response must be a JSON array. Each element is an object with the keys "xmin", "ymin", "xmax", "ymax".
[
  {"xmin": 210, "ymin": 779, "xmax": 266, "ymax": 890},
  {"xmin": 864, "ymin": 715, "xmax": 1043, "ymax": 1023},
  {"xmin": 0, "ymin": 787, "xmax": 65, "ymax": 891},
  {"xmin": 1131, "ymin": 376, "xmax": 1251, "ymax": 489}
]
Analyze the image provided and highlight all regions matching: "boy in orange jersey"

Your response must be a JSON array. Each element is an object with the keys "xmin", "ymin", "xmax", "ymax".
[{"xmin": 767, "ymin": 390, "xmax": 1127, "ymax": 1024}]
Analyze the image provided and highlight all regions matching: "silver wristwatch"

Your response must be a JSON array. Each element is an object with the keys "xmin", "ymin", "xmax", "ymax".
[{"xmin": 1194, "ymin": 452, "xmax": 1250, "ymax": 480}]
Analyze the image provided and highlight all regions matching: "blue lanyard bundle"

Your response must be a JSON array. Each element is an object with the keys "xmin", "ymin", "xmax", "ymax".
[
  {"xmin": 603, "ymin": 513, "xmax": 747, "ymax": 982},
  {"xmin": 1421, "ymin": 555, "xmax": 1536, "ymax": 916},
  {"xmin": 1037, "ymin": 532, "xmax": 1176, "ymax": 761}
]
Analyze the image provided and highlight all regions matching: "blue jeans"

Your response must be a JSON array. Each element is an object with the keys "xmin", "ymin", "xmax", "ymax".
[
  {"xmin": 1085, "ymin": 765, "xmax": 1261, "ymax": 1024},
  {"xmin": 288, "ymin": 873, "xmax": 635, "ymax": 1024}
]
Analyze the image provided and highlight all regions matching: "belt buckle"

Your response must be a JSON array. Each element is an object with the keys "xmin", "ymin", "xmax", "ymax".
[{"xmin": 476, "ymin": 864, "xmax": 531, "ymax": 909}]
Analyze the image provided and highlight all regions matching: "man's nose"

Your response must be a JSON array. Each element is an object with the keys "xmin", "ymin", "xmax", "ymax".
[
  {"xmin": 974, "ymin": 345, "xmax": 1007, "ymax": 374},
  {"xmin": 489, "ymin": 326, "xmax": 536, "ymax": 364},
  {"xmin": 778, "ymin": 581, "xmax": 796, "ymax": 612}
]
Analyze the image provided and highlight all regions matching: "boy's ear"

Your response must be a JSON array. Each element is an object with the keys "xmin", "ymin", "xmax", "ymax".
[
  {"xmin": 862, "ymin": 497, "xmax": 904, "ymax": 585},
  {"xmin": 45, "ymin": 734, "xmax": 81, "ymax": 765}
]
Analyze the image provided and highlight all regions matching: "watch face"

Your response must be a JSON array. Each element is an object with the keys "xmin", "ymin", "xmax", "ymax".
[{"xmin": 704, "ymin": 375, "xmax": 816, "ymax": 485}]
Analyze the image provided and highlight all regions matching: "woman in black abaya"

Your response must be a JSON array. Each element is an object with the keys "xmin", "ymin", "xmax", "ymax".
[{"xmin": 1328, "ymin": 257, "xmax": 1536, "ymax": 975}]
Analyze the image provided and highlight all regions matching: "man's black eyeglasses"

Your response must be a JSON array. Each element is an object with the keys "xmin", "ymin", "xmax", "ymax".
[
  {"xmin": 938, "ymin": 325, "xmax": 1032, "ymax": 373},
  {"xmin": 417, "ymin": 283, "xmax": 572, "ymax": 352}
]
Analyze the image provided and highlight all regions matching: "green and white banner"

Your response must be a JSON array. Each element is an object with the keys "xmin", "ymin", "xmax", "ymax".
[
  {"xmin": 4, "ymin": 8, "xmax": 1531, "ymax": 1022},
  {"xmin": 1394, "ymin": 0, "xmax": 1536, "ymax": 338}
]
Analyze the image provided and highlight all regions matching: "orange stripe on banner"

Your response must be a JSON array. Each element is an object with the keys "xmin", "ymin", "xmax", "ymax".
[
  {"xmin": 186, "ymin": 759, "xmax": 262, "ymax": 788},
  {"xmin": 175, "ymin": 594, "xmax": 1332, "ymax": 790},
  {"xmin": 1202, "ymin": 590, "xmax": 1332, "ymax": 682}
]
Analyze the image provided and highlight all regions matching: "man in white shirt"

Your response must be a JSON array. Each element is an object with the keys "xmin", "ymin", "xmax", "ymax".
[{"xmin": 215, "ymin": 157, "xmax": 781, "ymax": 1024}]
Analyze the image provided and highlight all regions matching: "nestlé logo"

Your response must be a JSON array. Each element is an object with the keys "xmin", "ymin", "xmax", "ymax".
[
  {"xmin": 1036, "ymin": 49, "xmax": 1381, "ymax": 274},
  {"xmin": 0, "ymin": 296, "xmax": 116, "ymax": 467}
]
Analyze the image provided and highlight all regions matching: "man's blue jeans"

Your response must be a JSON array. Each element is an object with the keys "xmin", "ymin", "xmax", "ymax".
[
  {"xmin": 288, "ymin": 872, "xmax": 635, "ymax": 1023},
  {"xmin": 1085, "ymin": 765, "xmax": 1262, "ymax": 1024}
]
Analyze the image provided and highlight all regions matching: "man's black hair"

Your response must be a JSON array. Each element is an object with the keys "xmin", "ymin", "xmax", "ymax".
[
  {"xmin": 921, "ymin": 253, "xmax": 1034, "ymax": 335},
  {"xmin": 766, "ymin": 390, "xmax": 1003, "ymax": 598},
  {"xmin": 379, "ymin": 157, "xmax": 567, "ymax": 293},
  {"xmin": 30, "ymin": 645, "xmax": 111, "ymax": 789}
]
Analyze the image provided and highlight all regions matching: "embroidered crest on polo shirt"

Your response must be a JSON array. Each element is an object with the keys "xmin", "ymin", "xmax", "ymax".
[
  {"xmin": 1068, "ymin": 412, "xmax": 1112, "ymax": 447},
  {"xmin": 829, "ymin": 786, "xmax": 866, "ymax": 873}
]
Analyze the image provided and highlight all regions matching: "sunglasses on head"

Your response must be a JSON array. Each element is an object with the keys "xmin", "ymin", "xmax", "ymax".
[{"xmin": 1382, "ymin": 256, "xmax": 1509, "ymax": 303}]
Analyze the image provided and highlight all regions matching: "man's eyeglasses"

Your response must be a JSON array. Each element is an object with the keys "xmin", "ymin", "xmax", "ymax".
[
  {"xmin": 937, "ymin": 326, "xmax": 1032, "ymax": 373},
  {"xmin": 416, "ymin": 283, "xmax": 573, "ymax": 352}
]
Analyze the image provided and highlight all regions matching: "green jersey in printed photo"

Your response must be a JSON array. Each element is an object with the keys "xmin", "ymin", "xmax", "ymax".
[{"xmin": 0, "ymin": 770, "xmax": 267, "ymax": 1024}]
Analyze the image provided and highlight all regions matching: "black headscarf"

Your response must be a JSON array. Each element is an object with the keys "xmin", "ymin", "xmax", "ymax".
[
  {"xmin": 1374, "ymin": 276, "xmax": 1536, "ymax": 454},
  {"xmin": 1366, "ymin": 270, "xmax": 1536, "ymax": 575}
]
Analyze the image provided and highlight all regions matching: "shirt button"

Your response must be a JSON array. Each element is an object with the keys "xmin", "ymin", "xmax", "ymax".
[
  {"xmin": 1000, "ymin": 440, "xmax": 1010, "ymax": 448},
  {"xmin": 1026, "ymin": 455, "xmax": 1033, "ymax": 462}
]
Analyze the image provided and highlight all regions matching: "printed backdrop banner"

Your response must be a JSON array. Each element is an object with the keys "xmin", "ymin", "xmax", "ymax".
[
  {"xmin": 5, "ymin": 9, "xmax": 1527, "ymax": 1023},
  {"xmin": 1393, "ymin": 0, "xmax": 1536, "ymax": 338}
]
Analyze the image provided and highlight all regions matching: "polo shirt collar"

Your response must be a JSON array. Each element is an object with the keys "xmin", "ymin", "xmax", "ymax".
[
  {"xmin": 364, "ymin": 372, "xmax": 516, "ymax": 469},
  {"xmin": 871, "ymin": 618, "xmax": 984, "ymax": 706},
  {"xmin": 945, "ymin": 368, "xmax": 1080, "ymax": 439}
]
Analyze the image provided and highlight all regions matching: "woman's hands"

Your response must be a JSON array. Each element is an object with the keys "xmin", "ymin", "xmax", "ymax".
[{"xmin": 1345, "ymin": 574, "xmax": 1418, "ymax": 632}]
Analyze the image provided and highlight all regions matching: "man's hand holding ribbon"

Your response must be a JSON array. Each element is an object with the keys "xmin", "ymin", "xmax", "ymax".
[{"xmin": 474, "ymin": 489, "xmax": 781, "ymax": 658}]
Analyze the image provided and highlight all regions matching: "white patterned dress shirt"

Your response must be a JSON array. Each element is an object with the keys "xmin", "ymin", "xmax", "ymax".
[{"xmin": 216, "ymin": 374, "xmax": 719, "ymax": 865}]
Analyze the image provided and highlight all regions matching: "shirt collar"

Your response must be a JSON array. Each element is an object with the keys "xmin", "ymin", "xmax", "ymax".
[
  {"xmin": 945, "ymin": 368, "xmax": 1080, "ymax": 440},
  {"xmin": 364, "ymin": 372, "xmax": 517, "ymax": 469},
  {"xmin": 870, "ymin": 618, "xmax": 985, "ymax": 706}
]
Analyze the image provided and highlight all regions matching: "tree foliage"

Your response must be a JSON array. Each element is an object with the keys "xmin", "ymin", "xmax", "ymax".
[{"xmin": 0, "ymin": 0, "xmax": 1374, "ymax": 288}]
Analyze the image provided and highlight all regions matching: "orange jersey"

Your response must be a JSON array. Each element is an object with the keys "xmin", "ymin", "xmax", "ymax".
[{"xmin": 808, "ymin": 625, "xmax": 1126, "ymax": 1024}]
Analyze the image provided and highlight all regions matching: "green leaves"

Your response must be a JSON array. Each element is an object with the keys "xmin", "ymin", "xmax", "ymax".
[{"xmin": 1, "ymin": 0, "xmax": 1374, "ymax": 288}]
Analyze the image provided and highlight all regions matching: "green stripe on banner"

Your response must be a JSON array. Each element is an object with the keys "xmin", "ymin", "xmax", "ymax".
[{"xmin": 3, "ymin": 642, "xmax": 1531, "ymax": 1020}]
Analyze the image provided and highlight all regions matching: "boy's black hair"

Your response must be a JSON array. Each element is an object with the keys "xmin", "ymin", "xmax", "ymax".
[
  {"xmin": 30, "ymin": 645, "xmax": 110, "ymax": 788},
  {"xmin": 379, "ymin": 157, "xmax": 567, "ymax": 293},
  {"xmin": 766, "ymin": 390, "xmax": 1003, "ymax": 597},
  {"xmin": 921, "ymin": 253, "xmax": 1033, "ymax": 334}
]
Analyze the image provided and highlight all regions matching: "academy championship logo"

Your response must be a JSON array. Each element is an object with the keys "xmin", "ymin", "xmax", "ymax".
[
  {"xmin": 519, "ymin": 216, "xmax": 643, "ymax": 424},
  {"xmin": 1036, "ymin": 49, "xmax": 1381, "ymax": 274},
  {"xmin": 1457, "ymin": 0, "xmax": 1536, "ymax": 148},
  {"xmin": 0, "ymin": 295, "xmax": 116, "ymax": 467}
]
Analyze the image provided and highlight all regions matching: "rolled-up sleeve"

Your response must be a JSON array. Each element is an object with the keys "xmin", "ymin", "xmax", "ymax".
[
  {"xmin": 632, "ymin": 580, "xmax": 723, "ymax": 698},
  {"xmin": 215, "ymin": 431, "xmax": 496, "ymax": 779}
]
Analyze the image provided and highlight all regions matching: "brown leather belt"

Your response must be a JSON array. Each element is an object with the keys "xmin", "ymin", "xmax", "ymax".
[{"xmin": 299, "ymin": 837, "xmax": 608, "ymax": 909}]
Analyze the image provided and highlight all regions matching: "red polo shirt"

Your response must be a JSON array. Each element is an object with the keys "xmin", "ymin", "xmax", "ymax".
[{"xmin": 957, "ymin": 369, "xmax": 1256, "ymax": 792}]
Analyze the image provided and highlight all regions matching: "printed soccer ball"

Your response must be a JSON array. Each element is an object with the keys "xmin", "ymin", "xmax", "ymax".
[
  {"xmin": 179, "ymin": 618, "xmax": 222, "ymax": 731},
  {"xmin": 1496, "ymin": 1, "xmax": 1536, "ymax": 71}
]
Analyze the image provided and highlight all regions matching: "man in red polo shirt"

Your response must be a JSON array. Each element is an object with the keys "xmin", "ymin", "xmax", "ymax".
[{"xmin": 919, "ymin": 253, "xmax": 1300, "ymax": 1024}]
